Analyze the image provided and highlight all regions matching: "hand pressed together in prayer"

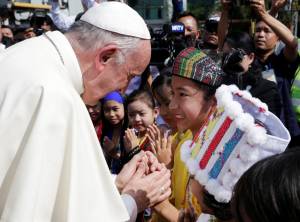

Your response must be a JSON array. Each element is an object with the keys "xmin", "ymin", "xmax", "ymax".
[
  {"xmin": 124, "ymin": 128, "xmax": 140, "ymax": 151},
  {"xmin": 102, "ymin": 136, "xmax": 121, "ymax": 159},
  {"xmin": 115, "ymin": 151, "xmax": 171, "ymax": 212}
]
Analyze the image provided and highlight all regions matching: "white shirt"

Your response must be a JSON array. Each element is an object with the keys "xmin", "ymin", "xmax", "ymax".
[
  {"xmin": 0, "ymin": 31, "xmax": 132, "ymax": 222},
  {"xmin": 49, "ymin": 0, "xmax": 99, "ymax": 31}
]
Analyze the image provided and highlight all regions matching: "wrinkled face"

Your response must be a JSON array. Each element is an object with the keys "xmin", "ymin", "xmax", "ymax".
[
  {"xmin": 178, "ymin": 15, "xmax": 199, "ymax": 39},
  {"xmin": 153, "ymin": 84, "xmax": 177, "ymax": 130},
  {"xmin": 169, "ymin": 76, "xmax": 212, "ymax": 134},
  {"xmin": 254, "ymin": 21, "xmax": 278, "ymax": 52},
  {"xmin": 82, "ymin": 40, "xmax": 151, "ymax": 105},
  {"xmin": 128, "ymin": 100, "xmax": 158, "ymax": 134},
  {"xmin": 103, "ymin": 100, "xmax": 125, "ymax": 125},
  {"xmin": 110, "ymin": 41, "xmax": 151, "ymax": 93}
]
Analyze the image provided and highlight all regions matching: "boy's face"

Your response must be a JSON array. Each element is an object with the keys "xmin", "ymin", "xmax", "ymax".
[
  {"xmin": 169, "ymin": 75, "xmax": 212, "ymax": 134},
  {"xmin": 153, "ymin": 85, "xmax": 177, "ymax": 130}
]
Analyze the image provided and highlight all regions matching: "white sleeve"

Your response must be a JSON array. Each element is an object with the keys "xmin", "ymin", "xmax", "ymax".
[
  {"xmin": 50, "ymin": 1, "xmax": 76, "ymax": 31},
  {"xmin": 111, "ymin": 174, "xmax": 138, "ymax": 222},
  {"xmin": 121, "ymin": 194, "xmax": 138, "ymax": 222}
]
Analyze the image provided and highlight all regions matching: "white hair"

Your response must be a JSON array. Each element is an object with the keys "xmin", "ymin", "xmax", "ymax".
[{"xmin": 66, "ymin": 20, "xmax": 142, "ymax": 64}]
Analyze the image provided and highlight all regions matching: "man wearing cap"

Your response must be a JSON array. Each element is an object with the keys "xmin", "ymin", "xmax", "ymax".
[{"xmin": 0, "ymin": 2, "xmax": 171, "ymax": 222}]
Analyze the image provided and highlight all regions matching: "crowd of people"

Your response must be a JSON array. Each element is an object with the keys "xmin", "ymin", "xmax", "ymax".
[{"xmin": 1, "ymin": 0, "xmax": 300, "ymax": 222}]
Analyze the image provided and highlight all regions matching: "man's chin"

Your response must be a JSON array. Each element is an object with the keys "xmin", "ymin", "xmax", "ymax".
[{"xmin": 255, "ymin": 47, "xmax": 272, "ymax": 54}]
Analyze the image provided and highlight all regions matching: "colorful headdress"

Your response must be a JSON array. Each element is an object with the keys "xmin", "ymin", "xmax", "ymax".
[
  {"xmin": 172, "ymin": 47, "xmax": 225, "ymax": 87},
  {"xmin": 102, "ymin": 91, "xmax": 124, "ymax": 104},
  {"xmin": 181, "ymin": 84, "xmax": 290, "ymax": 203}
]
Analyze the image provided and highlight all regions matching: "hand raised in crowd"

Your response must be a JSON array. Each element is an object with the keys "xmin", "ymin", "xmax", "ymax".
[
  {"xmin": 220, "ymin": 0, "xmax": 232, "ymax": 11},
  {"xmin": 250, "ymin": 0, "xmax": 267, "ymax": 17},
  {"xmin": 270, "ymin": 0, "xmax": 287, "ymax": 16},
  {"xmin": 147, "ymin": 124, "xmax": 174, "ymax": 168},
  {"xmin": 271, "ymin": 0, "xmax": 287, "ymax": 11},
  {"xmin": 122, "ymin": 163, "xmax": 171, "ymax": 212},
  {"xmin": 124, "ymin": 128, "xmax": 139, "ymax": 152}
]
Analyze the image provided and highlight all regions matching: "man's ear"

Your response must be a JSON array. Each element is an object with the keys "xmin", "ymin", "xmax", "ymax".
[
  {"xmin": 196, "ymin": 30, "xmax": 201, "ymax": 39},
  {"xmin": 94, "ymin": 44, "xmax": 118, "ymax": 71}
]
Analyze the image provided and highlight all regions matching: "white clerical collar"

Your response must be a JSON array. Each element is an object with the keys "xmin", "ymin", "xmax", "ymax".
[{"xmin": 44, "ymin": 31, "xmax": 84, "ymax": 94}]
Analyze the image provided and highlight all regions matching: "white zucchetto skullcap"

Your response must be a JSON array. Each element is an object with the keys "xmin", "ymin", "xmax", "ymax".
[{"xmin": 80, "ymin": 2, "xmax": 150, "ymax": 40}]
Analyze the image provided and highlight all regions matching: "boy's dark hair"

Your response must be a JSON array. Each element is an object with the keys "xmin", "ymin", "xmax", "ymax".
[
  {"xmin": 233, "ymin": 148, "xmax": 300, "ymax": 222},
  {"xmin": 151, "ymin": 74, "xmax": 172, "ymax": 95},
  {"xmin": 126, "ymin": 89, "xmax": 156, "ymax": 110}
]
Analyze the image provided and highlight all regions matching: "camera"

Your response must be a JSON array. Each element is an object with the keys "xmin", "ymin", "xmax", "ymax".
[
  {"xmin": 222, "ymin": 48, "xmax": 246, "ymax": 74},
  {"xmin": 222, "ymin": 48, "xmax": 248, "ymax": 88},
  {"xmin": 150, "ymin": 22, "xmax": 188, "ymax": 69}
]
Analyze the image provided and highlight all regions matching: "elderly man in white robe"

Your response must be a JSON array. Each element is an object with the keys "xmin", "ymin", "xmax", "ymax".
[{"xmin": 0, "ymin": 2, "xmax": 171, "ymax": 222}]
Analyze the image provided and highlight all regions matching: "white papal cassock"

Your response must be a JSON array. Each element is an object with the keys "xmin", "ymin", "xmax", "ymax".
[{"xmin": 0, "ymin": 31, "xmax": 129, "ymax": 222}]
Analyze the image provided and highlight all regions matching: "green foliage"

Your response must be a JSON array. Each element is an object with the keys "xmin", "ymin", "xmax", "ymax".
[
  {"xmin": 188, "ymin": 1, "xmax": 252, "ymax": 20},
  {"xmin": 188, "ymin": 1, "xmax": 217, "ymax": 20}
]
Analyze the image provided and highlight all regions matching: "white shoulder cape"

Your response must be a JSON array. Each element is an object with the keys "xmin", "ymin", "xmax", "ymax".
[{"xmin": 0, "ymin": 31, "xmax": 129, "ymax": 222}]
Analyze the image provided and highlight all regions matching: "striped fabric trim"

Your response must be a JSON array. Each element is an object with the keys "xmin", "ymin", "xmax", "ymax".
[
  {"xmin": 191, "ymin": 108, "xmax": 225, "ymax": 158},
  {"xmin": 176, "ymin": 49, "xmax": 205, "ymax": 78},
  {"xmin": 209, "ymin": 129, "xmax": 244, "ymax": 179},
  {"xmin": 199, "ymin": 117, "xmax": 233, "ymax": 169}
]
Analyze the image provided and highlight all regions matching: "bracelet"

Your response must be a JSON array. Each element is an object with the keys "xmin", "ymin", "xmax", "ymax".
[{"xmin": 124, "ymin": 146, "xmax": 141, "ymax": 163}]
